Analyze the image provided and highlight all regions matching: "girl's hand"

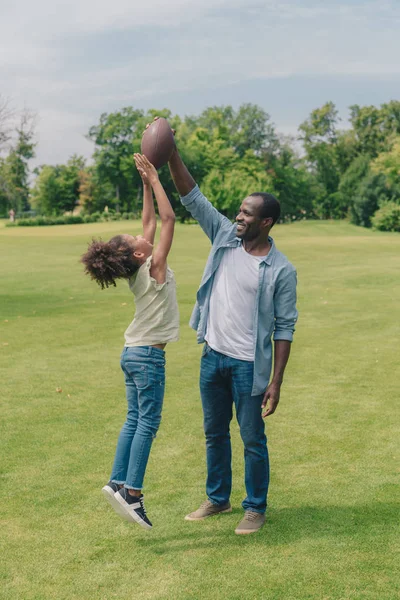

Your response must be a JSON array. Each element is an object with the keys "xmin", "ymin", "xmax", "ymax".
[
  {"xmin": 134, "ymin": 154, "xmax": 159, "ymax": 186},
  {"xmin": 136, "ymin": 163, "xmax": 149, "ymax": 184}
]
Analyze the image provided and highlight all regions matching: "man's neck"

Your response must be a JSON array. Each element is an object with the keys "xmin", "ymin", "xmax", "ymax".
[{"xmin": 242, "ymin": 236, "xmax": 271, "ymax": 257}]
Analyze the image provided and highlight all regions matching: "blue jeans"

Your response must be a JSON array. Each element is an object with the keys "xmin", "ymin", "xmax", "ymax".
[
  {"xmin": 110, "ymin": 346, "xmax": 165, "ymax": 490},
  {"xmin": 200, "ymin": 344, "xmax": 269, "ymax": 513}
]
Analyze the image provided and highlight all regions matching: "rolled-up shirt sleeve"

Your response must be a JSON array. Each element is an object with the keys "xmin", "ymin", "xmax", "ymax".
[
  {"xmin": 273, "ymin": 268, "xmax": 298, "ymax": 342},
  {"xmin": 181, "ymin": 185, "xmax": 232, "ymax": 243}
]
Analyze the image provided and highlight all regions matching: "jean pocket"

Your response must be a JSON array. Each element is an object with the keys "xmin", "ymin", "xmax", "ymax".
[
  {"xmin": 124, "ymin": 361, "xmax": 149, "ymax": 390},
  {"xmin": 201, "ymin": 343, "xmax": 210, "ymax": 357}
]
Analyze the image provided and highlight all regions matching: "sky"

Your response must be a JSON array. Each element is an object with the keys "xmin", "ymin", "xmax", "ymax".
[{"xmin": 1, "ymin": 0, "xmax": 400, "ymax": 167}]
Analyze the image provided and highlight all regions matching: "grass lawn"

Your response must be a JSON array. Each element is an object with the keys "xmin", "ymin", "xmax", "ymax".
[{"xmin": 1, "ymin": 219, "xmax": 399, "ymax": 600}]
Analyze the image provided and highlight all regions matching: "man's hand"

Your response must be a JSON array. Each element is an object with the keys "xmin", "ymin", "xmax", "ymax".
[
  {"xmin": 261, "ymin": 381, "xmax": 281, "ymax": 418},
  {"xmin": 143, "ymin": 117, "xmax": 195, "ymax": 197},
  {"xmin": 143, "ymin": 116, "xmax": 176, "ymax": 140}
]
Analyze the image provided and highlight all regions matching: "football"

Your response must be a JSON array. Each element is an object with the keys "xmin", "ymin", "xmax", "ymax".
[{"xmin": 141, "ymin": 118, "xmax": 175, "ymax": 170}]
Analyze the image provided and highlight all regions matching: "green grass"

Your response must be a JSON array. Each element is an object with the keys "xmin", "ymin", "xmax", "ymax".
[{"xmin": 1, "ymin": 219, "xmax": 399, "ymax": 600}]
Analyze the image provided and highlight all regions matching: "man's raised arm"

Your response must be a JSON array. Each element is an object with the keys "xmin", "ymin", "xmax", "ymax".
[
  {"xmin": 168, "ymin": 146, "xmax": 196, "ymax": 197},
  {"xmin": 168, "ymin": 146, "xmax": 232, "ymax": 243}
]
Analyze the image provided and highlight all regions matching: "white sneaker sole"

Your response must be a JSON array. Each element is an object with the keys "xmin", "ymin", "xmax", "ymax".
[
  {"xmin": 101, "ymin": 485, "xmax": 131, "ymax": 522},
  {"xmin": 184, "ymin": 506, "xmax": 232, "ymax": 521},
  {"xmin": 114, "ymin": 492, "xmax": 152, "ymax": 530}
]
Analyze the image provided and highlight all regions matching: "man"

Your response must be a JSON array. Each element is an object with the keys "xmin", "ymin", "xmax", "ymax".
[{"xmin": 164, "ymin": 130, "xmax": 298, "ymax": 535}]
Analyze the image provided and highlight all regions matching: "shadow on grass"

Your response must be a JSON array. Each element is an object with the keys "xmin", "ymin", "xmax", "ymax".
[{"xmin": 141, "ymin": 502, "xmax": 399, "ymax": 555}]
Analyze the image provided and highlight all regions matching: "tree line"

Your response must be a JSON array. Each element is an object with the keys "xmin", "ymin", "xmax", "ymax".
[{"xmin": 1, "ymin": 98, "xmax": 400, "ymax": 231}]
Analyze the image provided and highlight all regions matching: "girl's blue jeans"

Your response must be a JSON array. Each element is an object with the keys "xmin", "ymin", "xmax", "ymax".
[{"xmin": 110, "ymin": 346, "xmax": 165, "ymax": 490}]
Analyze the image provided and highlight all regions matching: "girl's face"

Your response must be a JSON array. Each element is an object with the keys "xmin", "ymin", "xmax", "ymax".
[{"xmin": 123, "ymin": 234, "xmax": 153, "ymax": 262}]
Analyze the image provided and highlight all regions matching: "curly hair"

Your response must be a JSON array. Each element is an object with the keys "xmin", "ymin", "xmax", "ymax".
[{"xmin": 81, "ymin": 235, "xmax": 140, "ymax": 289}]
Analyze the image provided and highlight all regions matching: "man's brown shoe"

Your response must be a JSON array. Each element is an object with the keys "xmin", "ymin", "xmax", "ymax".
[
  {"xmin": 185, "ymin": 499, "xmax": 232, "ymax": 521},
  {"xmin": 235, "ymin": 511, "xmax": 265, "ymax": 534}
]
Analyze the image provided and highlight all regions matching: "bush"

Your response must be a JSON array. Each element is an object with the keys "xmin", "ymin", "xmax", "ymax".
[
  {"xmin": 83, "ymin": 214, "xmax": 97, "ymax": 223},
  {"xmin": 6, "ymin": 215, "xmax": 87, "ymax": 227},
  {"xmin": 371, "ymin": 202, "xmax": 400, "ymax": 232},
  {"xmin": 5, "ymin": 211, "xmax": 141, "ymax": 227},
  {"xmin": 121, "ymin": 212, "xmax": 137, "ymax": 220}
]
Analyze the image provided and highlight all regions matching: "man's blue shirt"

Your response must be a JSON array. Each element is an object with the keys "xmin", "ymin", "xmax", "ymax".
[{"xmin": 181, "ymin": 185, "xmax": 298, "ymax": 396}]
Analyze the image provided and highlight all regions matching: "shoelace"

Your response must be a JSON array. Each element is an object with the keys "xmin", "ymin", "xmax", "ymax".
[
  {"xmin": 139, "ymin": 497, "xmax": 147, "ymax": 515},
  {"xmin": 244, "ymin": 511, "xmax": 260, "ymax": 522},
  {"xmin": 200, "ymin": 500, "xmax": 213, "ymax": 509}
]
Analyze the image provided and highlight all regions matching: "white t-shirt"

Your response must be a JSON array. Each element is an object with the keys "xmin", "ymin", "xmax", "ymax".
[
  {"xmin": 205, "ymin": 244, "xmax": 266, "ymax": 361},
  {"xmin": 124, "ymin": 256, "xmax": 179, "ymax": 347}
]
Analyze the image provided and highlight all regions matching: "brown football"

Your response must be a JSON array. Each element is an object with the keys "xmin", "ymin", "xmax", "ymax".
[{"xmin": 141, "ymin": 118, "xmax": 175, "ymax": 170}]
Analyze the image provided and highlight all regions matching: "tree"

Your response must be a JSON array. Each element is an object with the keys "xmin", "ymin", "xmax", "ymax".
[
  {"xmin": 262, "ymin": 138, "xmax": 318, "ymax": 219},
  {"xmin": 337, "ymin": 154, "xmax": 371, "ymax": 219},
  {"xmin": 6, "ymin": 111, "xmax": 36, "ymax": 211},
  {"xmin": 349, "ymin": 101, "xmax": 400, "ymax": 158},
  {"xmin": 87, "ymin": 107, "xmax": 144, "ymax": 212},
  {"xmin": 31, "ymin": 155, "xmax": 85, "ymax": 215},
  {"xmin": 77, "ymin": 166, "xmax": 115, "ymax": 214},
  {"xmin": 299, "ymin": 102, "xmax": 341, "ymax": 217},
  {"xmin": 88, "ymin": 108, "xmax": 180, "ymax": 213},
  {"xmin": 349, "ymin": 173, "xmax": 399, "ymax": 227},
  {"xmin": 0, "ymin": 109, "xmax": 36, "ymax": 215},
  {"xmin": 195, "ymin": 104, "xmax": 277, "ymax": 157},
  {"xmin": 202, "ymin": 150, "xmax": 273, "ymax": 218},
  {"xmin": 370, "ymin": 136, "xmax": 400, "ymax": 188}
]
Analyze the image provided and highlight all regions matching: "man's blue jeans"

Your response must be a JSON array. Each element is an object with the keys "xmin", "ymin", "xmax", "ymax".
[
  {"xmin": 110, "ymin": 346, "xmax": 165, "ymax": 490},
  {"xmin": 200, "ymin": 344, "xmax": 269, "ymax": 513}
]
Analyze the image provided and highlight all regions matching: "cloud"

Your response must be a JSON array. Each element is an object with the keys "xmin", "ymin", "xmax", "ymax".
[{"xmin": 2, "ymin": 0, "xmax": 400, "ymax": 165}]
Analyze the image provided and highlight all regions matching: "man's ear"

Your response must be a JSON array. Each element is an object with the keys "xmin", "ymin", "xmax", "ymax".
[
  {"xmin": 262, "ymin": 217, "xmax": 273, "ymax": 229},
  {"xmin": 133, "ymin": 250, "xmax": 145, "ymax": 259}
]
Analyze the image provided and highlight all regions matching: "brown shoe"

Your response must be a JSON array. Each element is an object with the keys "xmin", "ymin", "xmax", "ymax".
[
  {"xmin": 235, "ymin": 511, "xmax": 265, "ymax": 534},
  {"xmin": 185, "ymin": 499, "xmax": 232, "ymax": 521}
]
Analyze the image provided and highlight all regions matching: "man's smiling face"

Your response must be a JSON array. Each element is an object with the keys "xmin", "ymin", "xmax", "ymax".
[{"xmin": 235, "ymin": 196, "xmax": 272, "ymax": 241}]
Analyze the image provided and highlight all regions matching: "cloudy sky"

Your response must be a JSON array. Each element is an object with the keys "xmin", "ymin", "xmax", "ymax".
[{"xmin": 2, "ymin": 0, "xmax": 400, "ymax": 166}]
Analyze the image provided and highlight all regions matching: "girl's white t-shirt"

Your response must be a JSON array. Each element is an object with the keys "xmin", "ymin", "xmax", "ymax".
[{"xmin": 124, "ymin": 256, "xmax": 179, "ymax": 347}]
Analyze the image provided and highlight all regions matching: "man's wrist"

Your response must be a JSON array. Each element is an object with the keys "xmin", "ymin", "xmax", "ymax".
[
  {"xmin": 168, "ymin": 146, "xmax": 179, "ymax": 164},
  {"xmin": 271, "ymin": 377, "xmax": 283, "ymax": 386}
]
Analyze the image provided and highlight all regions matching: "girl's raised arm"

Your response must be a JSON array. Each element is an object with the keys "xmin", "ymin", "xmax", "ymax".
[
  {"xmin": 134, "ymin": 155, "xmax": 156, "ymax": 245},
  {"xmin": 133, "ymin": 154, "xmax": 175, "ymax": 284}
]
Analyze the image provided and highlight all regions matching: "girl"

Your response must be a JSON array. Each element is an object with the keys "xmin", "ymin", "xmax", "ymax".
[{"xmin": 81, "ymin": 154, "xmax": 179, "ymax": 529}]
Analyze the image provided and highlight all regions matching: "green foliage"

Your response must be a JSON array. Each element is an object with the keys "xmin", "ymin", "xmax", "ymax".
[
  {"xmin": 371, "ymin": 136, "xmax": 400, "ymax": 187},
  {"xmin": 349, "ymin": 101, "xmax": 400, "ymax": 157},
  {"xmin": 202, "ymin": 150, "xmax": 272, "ymax": 217},
  {"xmin": 299, "ymin": 102, "xmax": 342, "ymax": 216},
  {"xmin": 371, "ymin": 201, "xmax": 400, "ymax": 231},
  {"xmin": 335, "ymin": 154, "xmax": 371, "ymax": 219},
  {"xmin": 7, "ymin": 209, "xmax": 141, "ymax": 227},
  {"xmin": 13, "ymin": 99, "xmax": 400, "ymax": 232},
  {"xmin": 263, "ymin": 142, "xmax": 317, "ymax": 219},
  {"xmin": 31, "ymin": 155, "xmax": 85, "ymax": 215},
  {"xmin": 350, "ymin": 173, "xmax": 394, "ymax": 227},
  {"xmin": 9, "ymin": 215, "xmax": 84, "ymax": 226},
  {"xmin": 0, "ymin": 111, "xmax": 36, "ymax": 214}
]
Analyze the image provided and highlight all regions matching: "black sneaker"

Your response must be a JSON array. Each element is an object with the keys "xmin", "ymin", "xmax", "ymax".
[
  {"xmin": 114, "ymin": 488, "xmax": 152, "ymax": 530},
  {"xmin": 102, "ymin": 481, "xmax": 130, "ymax": 521}
]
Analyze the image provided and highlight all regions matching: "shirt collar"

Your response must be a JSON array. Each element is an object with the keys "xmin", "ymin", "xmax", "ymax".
[{"xmin": 224, "ymin": 235, "xmax": 276, "ymax": 265}]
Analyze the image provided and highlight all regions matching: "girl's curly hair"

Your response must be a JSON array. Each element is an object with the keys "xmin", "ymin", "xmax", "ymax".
[{"xmin": 81, "ymin": 235, "xmax": 140, "ymax": 289}]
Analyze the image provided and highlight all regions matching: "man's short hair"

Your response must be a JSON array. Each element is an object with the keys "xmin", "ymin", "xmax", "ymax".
[{"xmin": 250, "ymin": 192, "xmax": 281, "ymax": 225}]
